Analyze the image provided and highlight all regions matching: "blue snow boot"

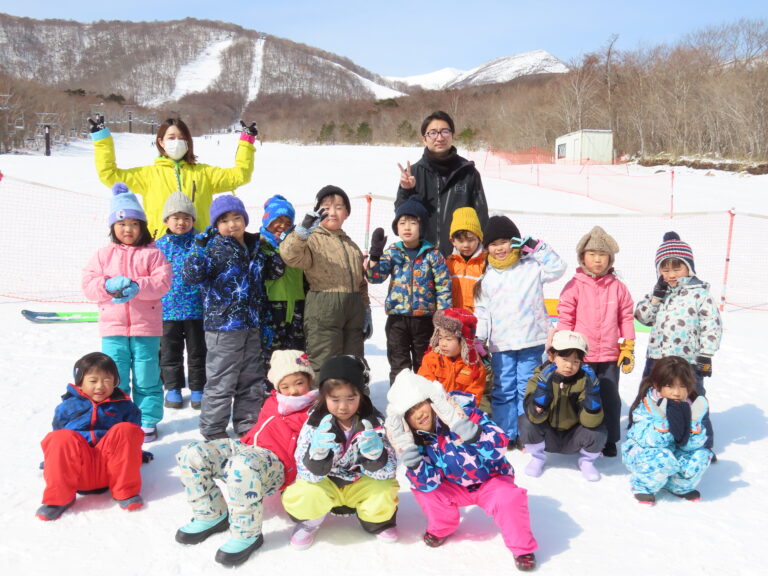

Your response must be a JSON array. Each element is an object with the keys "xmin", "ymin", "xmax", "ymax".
[
  {"xmin": 164, "ymin": 389, "xmax": 183, "ymax": 409},
  {"xmin": 215, "ymin": 535, "xmax": 264, "ymax": 566},
  {"xmin": 190, "ymin": 390, "xmax": 203, "ymax": 410},
  {"xmin": 176, "ymin": 513, "xmax": 229, "ymax": 545}
]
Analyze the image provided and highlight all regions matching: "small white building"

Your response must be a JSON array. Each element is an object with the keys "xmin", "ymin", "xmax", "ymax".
[{"xmin": 555, "ymin": 129, "xmax": 614, "ymax": 164}]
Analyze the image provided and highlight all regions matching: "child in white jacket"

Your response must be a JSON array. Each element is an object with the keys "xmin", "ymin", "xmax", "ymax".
[{"xmin": 474, "ymin": 215, "xmax": 566, "ymax": 446}]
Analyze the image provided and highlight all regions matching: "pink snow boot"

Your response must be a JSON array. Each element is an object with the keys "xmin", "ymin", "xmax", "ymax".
[{"xmin": 524, "ymin": 442, "xmax": 547, "ymax": 478}]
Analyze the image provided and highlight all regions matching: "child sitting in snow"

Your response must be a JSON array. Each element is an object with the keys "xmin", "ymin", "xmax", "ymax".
[
  {"xmin": 519, "ymin": 330, "xmax": 607, "ymax": 481},
  {"xmin": 622, "ymin": 355, "xmax": 712, "ymax": 505},
  {"xmin": 175, "ymin": 350, "xmax": 318, "ymax": 566},
  {"xmin": 385, "ymin": 370, "xmax": 537, "ymax": 571},
  {"xmin": 281, "ymin": 355, "xmax": 399, "ymax": 549},
  {"xmin": 418, "ymin": 308, "xmax": 486, "ymax": 405},
  {"xmin": 36, "ymin": 352, "xmax": 145, "ymax": 521}
]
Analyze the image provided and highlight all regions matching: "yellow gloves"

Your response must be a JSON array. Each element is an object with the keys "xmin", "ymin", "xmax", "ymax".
[{"xmin": 617, "ymin": 339, "xmax": 635, "ymax": 374}]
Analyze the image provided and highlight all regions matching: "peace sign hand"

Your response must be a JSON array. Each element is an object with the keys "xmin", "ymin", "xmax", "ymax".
[{"xmin": 398, "ymin": 161, "xmax": 416, "ymax": 190}]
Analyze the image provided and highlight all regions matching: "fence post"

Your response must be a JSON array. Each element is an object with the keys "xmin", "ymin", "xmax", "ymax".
[
  {"xmin": 720, "ymin": 208, "xmax": 736, "ymax": 311},
  {"xmin": 670, "ymin": 169, "xmax": 675, "ymax": 219},
  {"xmin": 364, "ymin": 194, "xmax": 373, "ymax": 251}
]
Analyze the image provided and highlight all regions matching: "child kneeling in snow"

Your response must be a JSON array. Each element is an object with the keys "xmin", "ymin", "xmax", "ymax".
[
  {"xmin": 36, "ymin": 352, "xmax": 145, "ymax": 521},
  {"xmin": 175, "ymin": 350, "xmax": 317, "ymax": 566},
  {"xmin": 385, "ymin": 370, "xmax": 538, "ymax": 572}
]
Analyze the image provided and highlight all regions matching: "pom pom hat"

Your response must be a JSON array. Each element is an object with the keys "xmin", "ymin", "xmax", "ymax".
[
  {"xmin": 109, "ymin": 183, "xmax": 146, "ymax": 225},
  {"xmin": 267, "ymin": 350, "xmax": 315, "ymax": 388},
  {"xmin": 655, "ymin": 231, "xmax": 695, "ymax": 275}
]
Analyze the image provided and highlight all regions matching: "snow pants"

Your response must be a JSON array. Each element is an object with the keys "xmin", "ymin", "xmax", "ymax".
[
  {"xmin": 282, "ymin": 476, "xmax": 399, "ymax": 534},
  {"xmin": 623, "ymin": 443, "xmax": 712, "ymax": 496},
  {"xmin": 201, "ymin": 328, "xmax": 267, "ymax": 438},
  {"xmin": 176, "ymin": 439, "xmax": 285, "ymax": 540},
  {"xmin": 160, "ymin": 319, "xmax": 207, "ymax": 391},
  {"xmin": 385, "ymin": 314, "xmax": 434, "ymax": 384},
  {"xmin": 412, "ymin": 475, "xmax": 538, "ymax": 556},
  {"xmin": 591, "ymin": 361, "xmax": 622, "ymax": 444},
  {"xmin": 41, "ymin": 423, "xmax": 144, "ymax": 505},
  {"xmin": 303, "ymin": 291, "xmax": 365, "ymax": 373},
  {"xmin": 491, "ymin": 345, "xmax": 545, "ymax": 440},
  {"xmin": 518, "ymin": 418, "xmax": 607, "ymax": 454},
  {"xmin": 102, "ymin": 336, "xmax": 163, "ymax": 427}
]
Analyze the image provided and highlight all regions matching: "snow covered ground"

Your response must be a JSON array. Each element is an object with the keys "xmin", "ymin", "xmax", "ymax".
[{"xmin": 1, "ymin": 135, "xmax": 766, "ymax": 575}]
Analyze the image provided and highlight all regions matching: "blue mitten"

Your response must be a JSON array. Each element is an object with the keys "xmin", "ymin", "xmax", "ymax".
[
  {"xmin": 358, "ymin": 419, "xmax": 384, "ymax": 460},
  {"xmin": 112, "ymin": 281, "xmax": 139, "ymax": 304},
  {"xmin": 532, "ymin": 365, "xmax": 557, "ymax": 411},
  {"xmin": 309, "ymin": 414, "xmax": 336, "ymax": 460},
  {"xmin": 582, "ymin": 373, "xmax": 602, "ymax": 414},
  {"xmin": 195, "ymin": 225, "xmax": 218, "ymax": 248},
  {"xmin": 105, "ymin": 275, "xmax": 131, "ymax": 294}
]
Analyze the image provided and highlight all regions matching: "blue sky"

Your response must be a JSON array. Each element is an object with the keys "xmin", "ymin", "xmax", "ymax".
[{"xmin": 2, "ymin": 1, "xmax": 765, "ymax": 76}]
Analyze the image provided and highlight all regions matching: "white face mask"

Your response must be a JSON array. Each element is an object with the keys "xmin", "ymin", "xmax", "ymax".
[{"xmin": 163, "ymin": 139, "xmax": 188, "ymax": 161}]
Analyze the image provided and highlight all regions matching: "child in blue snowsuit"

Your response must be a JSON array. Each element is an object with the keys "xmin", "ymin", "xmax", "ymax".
[{"xmin": 622, "ymin": 356, "xmax": 712, "ymax": 505}]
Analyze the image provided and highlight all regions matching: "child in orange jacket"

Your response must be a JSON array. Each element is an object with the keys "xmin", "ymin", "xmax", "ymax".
[
  {"xmin": 418, "ymin": 308, "xmax": 486, "ymax": 405},
  {"xmin": 445, "ymin": 207, "xmax": 487, "ymax": 313}
]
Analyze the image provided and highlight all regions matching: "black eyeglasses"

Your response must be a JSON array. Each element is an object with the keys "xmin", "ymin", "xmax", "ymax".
[{"xmin": 424, "ymin": 128, "xmax": 453, "ymax": 140}]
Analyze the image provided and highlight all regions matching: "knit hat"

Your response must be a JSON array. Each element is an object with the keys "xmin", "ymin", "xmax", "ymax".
[
  {"xmin": 267, "ymin": 349, "xmax": 315, "ymax": 388},
  {"xmin": 655, "ymin": 231, "xmax": 696, "ymax": 275},
  {"xmin": 109, "ymin": 183, "xmax": 146, "ymax": 226},
  {"xmin": 318, "ymin": 355, "xmax": 370, "ymax": 392},
  {"xmin": 386, "ymin": 369, "xmax": 433, "ymax": 417},
  {"xmin": 550, "ymin": 330, "xmax": 589, "ymax": 355},
  {"xmin": 392, "ymin": 196, "xmax": 429, "ymax": 237},
  {"xmin": 450, "ymin": 207, "xmax": 483, "ymax": 241},
  {"xmin": 162, "ymin": 190, "xmax": 196, "ymax": 222},
  {"xmin": 430, "ymin": 308, "xmax": 479, "ymax": 365},
  {"xmin": 314, "ymin": 185, "xmax": 351, "ymax": 214},
  {"xmin": 262, "ymin": 194, "xmax": 295, "ymax": 228},
  {"xmin": 210, "ymin": 194, "xmax": 249, "ymax": 227},
  {"xmin": 576, "ymin": 226, "xmax": 619, "ymax": 268},
  {"xmin": 482, "ymin": 214, "xmax": 520, "ymax": 248}
]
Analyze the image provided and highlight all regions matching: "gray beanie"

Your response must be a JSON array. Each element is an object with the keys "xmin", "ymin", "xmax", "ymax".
[{"xmin": 162, "ymin": 191, "xmax": 196, "ymax": 222}]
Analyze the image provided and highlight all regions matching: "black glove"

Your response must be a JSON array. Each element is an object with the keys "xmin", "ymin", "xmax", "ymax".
[
  {"xmin": 582, "ymin": 374, "xmax": 602, "ymax": 414},
  {"xmin": 652, "ymin": 276, "xmax": 669, "ymax": 299},
  {"xmin": 195, "ymin": 225, "xmax": 218, "ymax": 247},
  {"xmin": 695, "ymin": 355, "xmax": 712, "ymax": 378},
  {"xmin": 240, "ymin": 120, "xmax": 258, "ymax": 137},
  {"xmin": 88, "ymin": 114, "xmax": 105, "ymax": 133},
  {"xmin": 369, "ymin": 227, "xmax": 387, "ymax": 261}
]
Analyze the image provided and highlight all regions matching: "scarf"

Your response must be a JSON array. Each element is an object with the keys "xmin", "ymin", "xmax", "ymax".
[
  {"xmin": 424, "ymin": 146, "xmax": 463, "ymax": 177},
  {"xmin": 276, "ymin": 389, "xmax": 319, "ymax": 416},
  {"xmin": 488, "ymin": 249, "xmax": 520, "ymax": 270}
]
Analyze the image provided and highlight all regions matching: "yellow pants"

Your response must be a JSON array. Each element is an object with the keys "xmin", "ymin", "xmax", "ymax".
[{"xmin": 282, "ymin": 476, "xmax": 399, "ymax": 524}]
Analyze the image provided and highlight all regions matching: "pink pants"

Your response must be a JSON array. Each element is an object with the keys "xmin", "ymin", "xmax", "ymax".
[
  {"xmin": 412, "ymin": 475, "xmax": 537, "ymax": 556},
  {"xmin": 41, "ymin": 422, "xmax": 144, "ymax": 505}
]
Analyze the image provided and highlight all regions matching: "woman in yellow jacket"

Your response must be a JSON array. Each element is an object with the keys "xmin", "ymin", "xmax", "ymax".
[{"xmin": 91, "ymin": 117, "xmax": 256, "ymax": 238}]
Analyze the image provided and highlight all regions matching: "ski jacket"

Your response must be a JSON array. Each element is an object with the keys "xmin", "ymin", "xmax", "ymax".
[
  {"xmin": 396, "ymin": 148, "xmax": 489, "ymax": 257},
  {"xmin": 261, "ymin": 238, "xmax": 306, "ymax": 324},
  {"xmin": 239, "ymin": 391, "xmax": 313, "ymax": 489},
  {"xmin": 367, "ymin": 240, "xmax": 451, "ymax": 316},
  {"xmin": 418, "ymin": 350, "xmax": 486, "ymax": 404},
  {"xmin": 91, "ymin": 127, "xmax": 255, "ymax": 237},
  {"xmin": 181, "ymin": 231, "xmax": 267, "ymax": 332},
  {"xmin": 406, "ymin": 392, "xmax": 511, "ymax": 492},
  {"xmin": 52, "ymin": 384, "xmax": 142, "ymax": 446},
  {"xmin": 82, "ymin": 242, "xmax": 171, "ymax": 338},
  {"xmin": 280, "ymin": 225, "xmax": 370, "ymax": 307},
  {"xmin": 294, "ymin": 411, "xmax": 396, "ymax": 486},
  {"xmin": 474, "ymin": 244, "xmax": 566, "ymax": 352},
  {"xmin": 557, "ymin": 267, "xmax": 635, "ymax": 362},
  {"xmin": 446, "ymin": 247, "xmax": 487, "ymax": 312},
  {"xmin": 156, "ymin": 230, "xmax": 203, "ymax": 321},
  {"xmin": 524, "ymin": 362, "xmax": 604, "ymax": 431},
  {"xmin": 634, "ymin": 276, "xmax": 722, "ymax": 363}
]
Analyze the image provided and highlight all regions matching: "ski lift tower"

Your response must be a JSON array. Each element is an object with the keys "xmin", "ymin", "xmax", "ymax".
[{"xmin": 36, "ymin": 112, "xmax": 60, "ymax": 156}]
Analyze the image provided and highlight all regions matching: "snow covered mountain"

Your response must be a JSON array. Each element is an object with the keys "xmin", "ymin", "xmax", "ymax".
[{"xmin": 390, "ymin": 50, "xmax": 569, "ymax": 90}]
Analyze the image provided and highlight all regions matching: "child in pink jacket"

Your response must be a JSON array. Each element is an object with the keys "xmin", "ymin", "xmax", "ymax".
[
  {"xmin": 82, "ymin": 183, "xmax": 172, "ymax": 442},
  {"xmin": 557, "ymin": 226, "xmax": 634, "ymax": 457}
]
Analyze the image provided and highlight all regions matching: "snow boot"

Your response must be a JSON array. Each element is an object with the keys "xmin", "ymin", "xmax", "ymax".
[
  {"xmin": 164, "ymin": 388, "xmax": 183, "ymax": 409},
  {"xmin": 423, "ymin": 532, "xmax": 448, "ymax": 547},
  {"xmin": 176, "ymin": 513, "xmax": 229, "ymax": 545},
  {"xmin": 376, "ymin": 527, "xmax": 398, "ymax": 543},
  {"xmin": 35, "ymin": 499, "xmax": 74, "ymax": 521},
  {"xmin": 215, "ymin": 534, "xmax": 264, "ymax": 566},
  {"xmin": 578, "ymin": 449, "xmax": 602, "ymax": 482},
  {"xmin": 634, "ymin": 493, "xmax": 656, "ymax": 505},
  {"xmin": 141, "ymin": 426, "xmax": 157, "ymax": 443},
  {"xmin": 190, "ymin": 390, "xmax": 203, "ymax": 410},
  {"xmin": 524, "ymin": 442, "xmax": 546, "ymax": 478},
  {"xmin": 602, "ymin": 441, "xmax": 617, "ymax": 457},
  {"xmin": 116, "ymin": 494, "xmax": 143, "ymax": 511},
  {"xmin": 514, "ymin": 552, "xmax": 537, "ymax": 571},
  {"xmin": 290, "ymin": 515, "xmax": 326, "ymax": 550},
  {"xmin": 671, "ymin": 489, "xmax": 701, "ymax": 502}
]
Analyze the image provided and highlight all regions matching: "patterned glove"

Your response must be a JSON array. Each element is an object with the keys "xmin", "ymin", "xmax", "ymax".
[
  {"xmin": 239, "ymin": 120, "xmax": 258, "ymax": 137},
  {"xmin": 88, "ymin": 115, "xmax": 105, "ymax": 133},
  {"xmin": 532, "ymin": 366, "xmax": 556, "ymax": 411},
  {"xmin": 358, "ymin": 419, "xmax": 384, "ymax": 460},
  {"xmin": 105, "ymin": 275, "xmax": 132, "ymax": 294},
  {"xmin": 695, "ymin": 355, "xmax": 712, "ymax": 378},
  {"xmin": 295, "ymin": 208, "xmax": 327, "ymax": 239},
  {"xmin": 308, "ymin": 414, "xmax": 336, "ymax": 460},
  {"xmin": 194, "ymin": 225, "xmax": 218, "ymax": 248},
  {"xmin": 582, "ymin": 373, "xmax": 602, "ymax": 414},
  {"xmin": 368, "ymin": 227, "xmax": 387, "ymax": 261},
  {"xmin": 520, "ymin": 237, "xmax": 543, "ymax": 257},
  {"xmin": 617, "ymin": 339, "xmax": 635, "ymax": 374}
]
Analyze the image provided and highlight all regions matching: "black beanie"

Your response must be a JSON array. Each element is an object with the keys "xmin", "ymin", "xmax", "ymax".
[
  {"xmin": 315, "ymin": 185, "xmax": 351, "ymax": 214},
  {"xmin": 392, "ymin": 197, "xmax": 429, "ymax": 237},
  {"xmin": 318, "ymin": 355, "xmax": 370, "ymax": 391},
  {"xmin": 482, "ymin": 215, "xmax": 521, "ymax": 248}
]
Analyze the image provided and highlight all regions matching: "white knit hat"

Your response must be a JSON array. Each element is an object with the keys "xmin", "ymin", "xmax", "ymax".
[
  {"xmin": 267, "ymin": 350, "xmax": 315, "ymax": 388},
  {"xmin": 386, "ymin": 369, "xmax": 433, "ymax": 417}
]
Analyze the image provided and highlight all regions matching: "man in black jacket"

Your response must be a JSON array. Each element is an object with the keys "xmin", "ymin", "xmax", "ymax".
[{"xmin": 396, "ymin": 110, "xmax": 489, "ymax": 258}]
